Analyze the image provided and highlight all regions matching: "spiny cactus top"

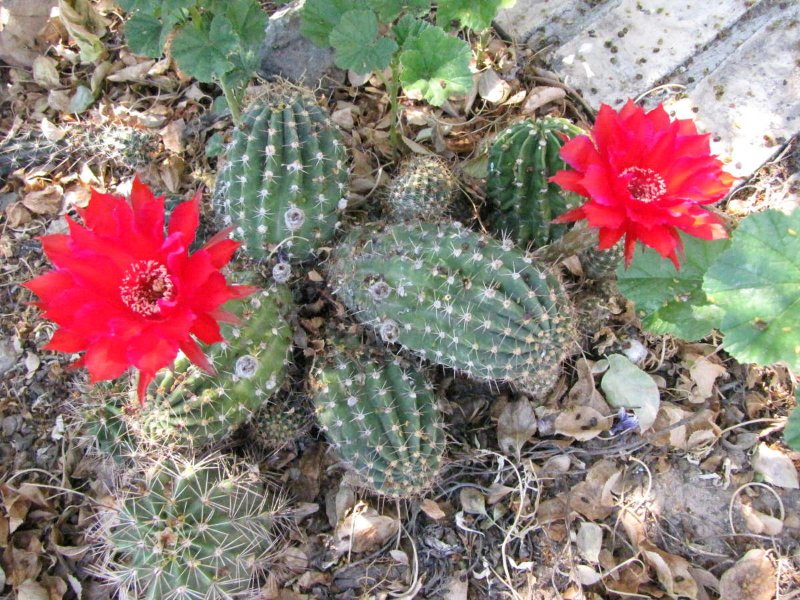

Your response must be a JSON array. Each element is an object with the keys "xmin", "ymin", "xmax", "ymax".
[
  {"xmin": 213, "ymin": 90, "xmax": 349, "ymax": 263},
  {"xmin": 486, "ymin": 117, "xmax": 585, "ymax": 249},
  {"xmin": 327, "ymin": 222, "xmax": 575, "ymax": 398},
  {"xmin": 384, "ymin": 155, "xmax": 457, "ymax": 223},
  {"xmin": 310, "ymin": 330, "xmax": 445, "ymax": 497},
  {"xmin": 99, "ymin": 456, "xmax": 287, "ymax": 600}
]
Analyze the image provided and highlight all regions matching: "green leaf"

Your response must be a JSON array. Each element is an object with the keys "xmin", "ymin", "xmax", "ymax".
[
  {"xmin": 600, "ymin": 354, "xmax": 660, "ymax": 432},
  {"xmin": 300, "ymin": 0, "xmax": 370, "ymax": 47},
  {"xmin": 208, "ymin": 12, "xmax": 240, "ymax": 56},
  {"xmin": 171, "ymin": 23, "xmax": 233, "ymax": 82},
  {"xmin": 367, "ymin": 0, "xmax": 430, "ymax": 22},
  {"xmin": 329, "ymin": 9, "xmax": 397, "ymax": 74},
  {"xmin": 703, "ymin": 208, "xmax": 800, "ymax": 371},
  {"xmin": 161, "ymin": 0, "xmax": 197, "ymax": 15},
  {"xmin": 392, "ymin": 14, "xmax": 432, "ymax": 48},
  {"xmin": 205, "ymin": 131, "xmax": 225, "ymax": 158},
  {"xmin": 223, "ymin": 0, "xmax": 267, "ymax": 47},
  {"xmin": 124, "ymin": 12, "xmax": 166, "ymax": 57},
  {"xmin": 117, "ymin": 0, "xmax": 160, "ymax": 13},
  {"xmin": 69, "ymin": 85, "xmax": 96, "ymax": 114},
  {"xmin": 398, "ymin": 27, "xmax": 472, "ymax": 106},
  {"xmin": 617, "ymin": 234, "xmax": 730, "ymax": 341},
  {"xmin": 786, "ymin": 393, "xmax": 800, "ymax": 452},
  {"xmin": 436, "ymin": 0, "xmax": 516, "ymax": 31}
]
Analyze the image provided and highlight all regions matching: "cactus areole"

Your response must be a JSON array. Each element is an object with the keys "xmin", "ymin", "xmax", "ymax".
[
  {"xmin": 213, "ymin": 92, "xmax": 349, "ymax": 263},
  {"xmin": 328, "ymin": 222, "xmax": 575, "ymax": 397}
]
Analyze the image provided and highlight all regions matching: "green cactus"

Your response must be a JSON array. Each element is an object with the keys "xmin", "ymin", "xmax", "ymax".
[
  {"xmin": 327, "ymin": 222, "xmax": 575, "ymax": 397},
  {"xmin": 250, "ymin": 393, "xmax": 311, "ymax": 449},
  {"xmin": 310, "ymin": 330, "xmax": 445, "ymax": 497},
  {"xmin": 486, "ymin": 117, "xmax": 585, "ymax": 249},
  {"xmin": 99, "ymin": 455, "xmax": 287, "ymax": 600},
  {"xmin": 580, "ymin": 242, "xmax": 623, "ymax": 279},
  {"xmin": 212, "ymin": 90, "xmax": 349, "ymax": 263},
  {"xmin": 384, "ymin": 155, "xmax": 457, "ymax": 223},
  {"xmin": 0, "ymin": 125, "xmax": 157, "ymax": 180}
]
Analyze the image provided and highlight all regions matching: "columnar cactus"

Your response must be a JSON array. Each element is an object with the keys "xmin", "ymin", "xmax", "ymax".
[
  {"xmin": 486, "ymin": 117, "xmax": 584, "ymax": 249},
  {"xmin": 384, "ymin": 155, "xmax": 457, "ymax": 223},
  {"xmin": 212, "ymin": 91, "xmax": 349, "ymax": 263},
  {"xmin": 327, "ymin": 222, "xmax": 575, "ymax": 397},
  {"xmin": 310, "ymin": 330, "xmax": 445, "ymax": 497},
  {"xmin": 126, "ymin": 284, "xmax": 293, "ymax": 451},
  {"xmin": 99, "ymin": 456, "xmax": 287, "ymax": 600}
]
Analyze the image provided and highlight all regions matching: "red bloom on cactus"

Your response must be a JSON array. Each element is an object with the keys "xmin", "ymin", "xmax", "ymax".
[
  {"xmin": 550, "ymin": 100, "xmax": 735, "ymax": 267},
  {"xmin": 24, "ymin": 177, "xmax": 255, "ymax": 404}
]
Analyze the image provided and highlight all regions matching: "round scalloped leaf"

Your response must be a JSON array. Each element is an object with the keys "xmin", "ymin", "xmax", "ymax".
[
  {"xmin": 329, "ymin": 9, "xmax": 398, "ymax": 74},
  {"xmin": 617, "ymin": 234, "xmax": 730, "ymax": 341},
  {"xmin": 393, "ymin": 14, "xmax": 433, "ymax": 48},
  {"xmin": 703, "ymin": 209, "xmax": 800, "ymax": 370},
  {"xmin": 436, "ymin": 0, "xmax": 516, "ymax": 31},
  {"xmin": 368, "ymin": 0, "xmax": 431, "ymax": 22},
  {"xmin": 398, "ymin": 26, "xmax": 472, "ymax": 106},
  {"xmin": 300, "ymin": 0, "xmax": 370, "ymax": 47}
]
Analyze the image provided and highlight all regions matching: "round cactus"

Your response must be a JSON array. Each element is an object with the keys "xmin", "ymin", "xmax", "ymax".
[
  {"xmin": 384, "ymin": 155, "xmax": 457, "ymax": 223},
  {"xmin": 580, "ymin": 242, "xmax": 623, "ymax": 279},
  {"xmin": 327, "ymin": 222, "xmax": 575, "ymax": 398},
  {"xmin": 98, "ymin": 455, "xmax": 287, "ymax": 600},
  {"xmin": 250, "ymin": 393, "xmax": 311, "ymax": 449},
  {"xmin": 486, "ymin": 117, "xmax": 585, "ymax": 249},
  {"xmin": 212, "ymin": 90, "xmax": 349, "ymax": 263},
  {"xmin": 310, "ymin": 330, "xmax": 445, "ymax": 498}
]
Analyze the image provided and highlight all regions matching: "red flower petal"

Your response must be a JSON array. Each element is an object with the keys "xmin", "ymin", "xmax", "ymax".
[
  {"xmin": 179, "ymin": 338, "xmax": 215, "ymax": 375},
  {"xmin": 167, "ymin": 188, "xmax": 201, "ymax": 244}
]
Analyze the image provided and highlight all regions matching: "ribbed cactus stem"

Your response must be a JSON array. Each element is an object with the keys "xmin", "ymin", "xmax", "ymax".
[
  {"xmin": 327, "ymin": 222, "xmax": 575, "ymax": 398},
  {"xmin": 213, "ymin": 90, "xmax": 349, "ymax": 263},
  {"xmin": 311, "ymin": 331, "xmax": 445, "ymax": 497},
  {"xmin": 486, "ymin": 117, "xmax": 585, "ymax": 249}
]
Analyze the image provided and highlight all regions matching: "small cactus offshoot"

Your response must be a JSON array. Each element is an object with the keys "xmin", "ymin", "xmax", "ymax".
[
  {"xmin": 250, "ymin": 393, "xmax": 311, "ymax": 449},
  {"xmin": 98, "ymin": 455, "xmax": 288, "ymax": 600},
  {"xmin": 580, "ymin": 242, "xmax": 624, "ymax": 279},
  {"xmin": 384, "ymin": 155, "xmax": 457, "ymax": 223},
  {"xmin": 311, "ymin": 329, "xmax": 445, "ymax": 498},
  {"xmin": 212, "ymin": 90, "xmax": 349, "ymax": 263},
  {"xmin": 486, "ymin": 117, "xmax": 585, "ymax": 249},
  {"xmin": 327, "ymin": 222, "xmax": 575, "ymax": 398}
]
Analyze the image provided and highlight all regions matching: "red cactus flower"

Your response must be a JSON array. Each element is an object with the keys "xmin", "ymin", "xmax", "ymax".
[
  {"xmin": 551, "ymin": 100, "xmax": 735, "ymax": 268},
  {"xmin": 24, "ymin": 177, "xmax": 255, "ymax": 404}
]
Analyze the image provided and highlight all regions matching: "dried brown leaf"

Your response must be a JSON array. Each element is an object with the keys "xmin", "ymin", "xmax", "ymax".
[
  {"xmin": 641, "ymin": 541, "xmax": 698, "ymax": 599},
  {"xmin": 32, "ymin": 56, "xmax": 61, "ymax": 89},
  {"xmin": 554, "ymin": 406, "xmax": 608, "ymax": 441},
  {"xmin": 419, "ymin": 498, "xmax": 446, "ymax": 521},
  {"xmin": 719, "ymin": 549, "xmax": 774, "ymax": 600},
  {"xmin": 459, "ymin": 488, "xmax": 487, "ymax": 516},
  {"xmin": 576, "ymin": 522, "xmax": 603, "ymax": 564},
  {"xmin": 333, "ymin": 506, "xmax": 399, "ymax": 554},
  {"xmin": 752, "ymin": 443, "xmax": 799, "ymax": 489},
  {"xmin": 5, "ymin": 202, "xmax": 32, "ymax": 227},
  {"xmin": 477, "ymin": 69, "xmax": 510, "ymax": 104},
  {"xmin": 521, "ymin": 86, "xmax": 567, "ymax": 115},
  {"xmin": 16, "ymin": 579, "xmax": 49, "ymax": 600},
  {"xmin": 22, "ymin": 185, "xmax": 63, "ymax": 215},
  {"xmin": 497, "ymin": 398, "xmax": 537, "ymax": 460},
  {"xmin": 107, "ymin": 59, "xmax": 156, "ymax": 83},
  {"xmin": 0, "ymin": 0, "xmax": 57, "ymax": 67}
]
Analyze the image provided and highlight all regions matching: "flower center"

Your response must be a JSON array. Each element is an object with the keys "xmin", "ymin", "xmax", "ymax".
[
  {"xmin": 120, "ymin": 260, "xmax": 175, "ymax": 316},
  {"xmin": 621, "ymin": 167, "xmax": 666, "ymax": 203}
]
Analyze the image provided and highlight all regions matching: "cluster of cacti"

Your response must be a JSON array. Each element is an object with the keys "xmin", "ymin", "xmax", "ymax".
[
  {"xmin": 212, "ymin": 91, "xmax": 349, "ymax": 263},
  {"xmin": 81, "ymin": 87, "xmax": 604, "ymax": 597},
  {"xmin": 310, "ymin": 329, "xmax": 445, "ymax": 497},
  {"xmin": 384, "ymin": 155, "xmax": 458, "ymax": 223},
  {"xmin": 486, "ymin": 117, "xmax": 585, "ymax": 249},
  {"xmin": 0, "ymin": 124, "xmax": 157, "ymax": 180},
  {"xmin": 327, "ymin": 221, "xmax": 575, "ymax": 398},
  {"xmin": 99, "ymin": 456, "xmax": 287, "ymax": 600}
]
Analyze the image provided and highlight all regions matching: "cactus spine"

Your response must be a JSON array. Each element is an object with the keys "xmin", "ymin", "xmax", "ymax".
[
  {"xmin": 311, "ymin": 331, "xmax": 445, "ymax": 497},
  {"xmin": 213, "ymin": 91, "xmax": 349, "ymax": 263},
  {"xmin": 486, "ymin": 117, "xmax": 585, "ymax": 249},
  {"xmin": 118, "ymin": 285, "xmax": 294, "ymax": 451},
  {"xmin": 384, "ymin": 155, "xmax": 457, "ymax": 223},
  {"xmin": 327, "ymin": 222, "xmax": 575, "ymax": 397},
  {"xmin": 99, "ymin": 456, "xmax": 286, "ymax": 600}
]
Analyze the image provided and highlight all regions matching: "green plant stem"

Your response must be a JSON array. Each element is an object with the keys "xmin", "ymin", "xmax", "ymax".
[
  {"xmin": 379, "ymin": 65, "xmax": 402, "ymax": 151},
  {"xmin": 219, "ymin": 78, "xmax": 242, "ymax": 125}
]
